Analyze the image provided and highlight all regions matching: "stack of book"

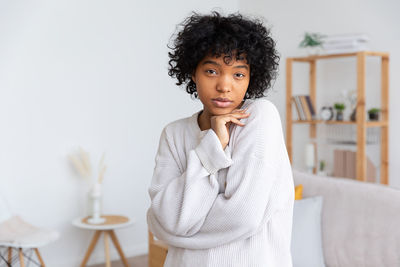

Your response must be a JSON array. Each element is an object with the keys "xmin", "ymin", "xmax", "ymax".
[
  {"xmin": 322, "ymin": 33, "xmax": 370, "ymax": 55},
  {"xmin": 292, "ymin": 95, "xmax": 316, "ymax": 121},
  {"xmin": 333, "ymin": 149, "xmax": 376, "ymax": 182}
]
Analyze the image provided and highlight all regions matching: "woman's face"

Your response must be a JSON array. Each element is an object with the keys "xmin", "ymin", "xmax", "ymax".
[{"xmin": 192, "ymin": 54, "xmax": 250, "ymax": 116}]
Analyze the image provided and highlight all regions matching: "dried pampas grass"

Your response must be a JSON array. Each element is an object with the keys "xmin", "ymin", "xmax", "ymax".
[
  {"xmin": 68, "ymin": 147, "xmax": 107, "ymax": 184},
  {"xmin": 98, "ymin": 152, "xmax": 106, "ymax": 184}
]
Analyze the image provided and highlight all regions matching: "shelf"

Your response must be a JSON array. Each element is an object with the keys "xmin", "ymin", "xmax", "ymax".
[
  {"xmin": 286, "ymin": 51, "xmax": 389, "ymax": 184},
  {"xmin": 289, "ymin": 51, "xmax": 389, "ymax": 62},
  {"xmin": 366, "ymin": 121, "xmax": 389, "ymax": 127},
  {"xmin": 322, "ymin": 140, "xmax": 379, "ymax": 146},
  {"xmin": 292, "ymin": 120, "xmax": 388, "ymax": 127},
  {"xmin": 310, "ymin": 140, "xmax": 379, "ymax": 146}
]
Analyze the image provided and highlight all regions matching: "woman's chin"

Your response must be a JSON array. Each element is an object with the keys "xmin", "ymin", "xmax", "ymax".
[{"xmin": 209, "ymin": 107, "xmax": 234, "ymax": 116}]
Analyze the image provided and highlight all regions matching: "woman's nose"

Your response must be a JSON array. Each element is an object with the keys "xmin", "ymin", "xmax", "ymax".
[{"xmin": 216, "ymin": 75, "xmax": 232, "ymax": 92}]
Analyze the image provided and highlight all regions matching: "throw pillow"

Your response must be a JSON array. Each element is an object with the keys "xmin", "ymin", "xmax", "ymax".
[
  {"xmin": 291, "ymin": 196, "xmax": 326, "ymax": 267},
  {"xmin": 295, "ymin": 184, "xmax": 303, "ymax": 200}
]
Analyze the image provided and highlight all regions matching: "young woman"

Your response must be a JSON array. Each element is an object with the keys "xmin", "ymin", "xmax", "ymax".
[{"xmin": 147, "ymin": 11, "xmax": 294, "ymax": 267}]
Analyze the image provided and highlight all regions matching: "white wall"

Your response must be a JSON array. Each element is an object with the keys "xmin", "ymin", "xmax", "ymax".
[
  {"xmin": 0, "ymin": 1, "xmax": 239, "ymax": 266},
  {"xmin": 240, "ymin": 0, "xmax": 400, "ymax": 187}
]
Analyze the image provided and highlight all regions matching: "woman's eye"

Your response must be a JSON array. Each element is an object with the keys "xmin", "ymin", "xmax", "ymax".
[
  {"xmin": 206, "ymin": 69, "xmax": 217, "ymax": 75},
  {"xmin": 235, "ymin": 73, "xmax": 245, "ymax": 78}
]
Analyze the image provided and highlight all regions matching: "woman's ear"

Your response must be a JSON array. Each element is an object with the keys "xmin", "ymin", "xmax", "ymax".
[{"xmin": 191, "ymin": 74, "xmax": 196, "ymax": 83}]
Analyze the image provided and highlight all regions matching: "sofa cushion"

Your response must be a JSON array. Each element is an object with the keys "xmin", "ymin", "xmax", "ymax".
[{"xmin": 291, "ymin": 196, "xmax": 326, "ymax": 267}]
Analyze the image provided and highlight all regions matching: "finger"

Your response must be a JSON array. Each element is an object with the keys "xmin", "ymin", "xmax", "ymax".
[
  {"xmin": 226, "ymin": 114, "xmax": 249, "ymax": 124},
  {"xmin": 230, "ymin": 117, "xmax": 245, "ymax": 127},
  {"xmin": 231, "ymin": 109, "xmax": 244, "ymax": 113},
  {"xmin": 213, "ymin": 112, "xmax": 250, "ymax": 125},
  {"xmin": 217, "ymin": 114, "xmax": 249, "ymax": 124},
  {"xmin": 229, "ymin": 112, "xmax": 251, "ymax": 118},
  {"xmin": 232, "ymin": 107, "xmax": 248, "ymax": 113},
  {"xmin": 237, "ymin": 110, "xmax": 246, "ymax": 114}
]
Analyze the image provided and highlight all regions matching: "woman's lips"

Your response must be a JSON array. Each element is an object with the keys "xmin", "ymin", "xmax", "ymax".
[{"xmin": 212, "ymin": 99, "xmax": 233, "ymax": 108}]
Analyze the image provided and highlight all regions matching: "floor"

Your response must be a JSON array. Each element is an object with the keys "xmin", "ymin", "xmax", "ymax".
[{"xmin": 89, "ymin": 254, "xmax": 148, "ymax": 267}]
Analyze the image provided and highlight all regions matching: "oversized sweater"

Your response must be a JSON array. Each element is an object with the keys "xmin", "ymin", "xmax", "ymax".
[{"xmin": 147, "ymin": 98, "xmax": 294, "ymax": 267}]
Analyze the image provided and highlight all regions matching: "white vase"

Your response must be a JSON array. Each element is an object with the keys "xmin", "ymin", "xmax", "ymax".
[
  {"xmin": 305, "ymin": 143, "xmax": 315, "ymax": 173},
  {"xmin": 87, "ymin": 183, "xmax": 105, "ymax": 224},
  {"xmin": 306, "ymin": 46, "xmax": 321, "ymax": 56}
]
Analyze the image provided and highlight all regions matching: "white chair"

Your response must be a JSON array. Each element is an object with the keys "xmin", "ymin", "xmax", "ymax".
[{"xmin": 0, "ymin": 194, "xmax": 59, "ymax": 267}]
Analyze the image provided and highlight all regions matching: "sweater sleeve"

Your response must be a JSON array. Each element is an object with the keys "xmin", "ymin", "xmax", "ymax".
[
  {"xmin": 147, "ymin": 100, "xmax": 290, "ymax": 249},
  {"xmin": 147, "ymin": 125, "xmax": 233, "ymax": 237}
]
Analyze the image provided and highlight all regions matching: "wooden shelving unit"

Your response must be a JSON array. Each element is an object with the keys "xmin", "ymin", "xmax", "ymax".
[{"xmin": 286, "ymin": 51, "xmax": 389, "ymax": 184}]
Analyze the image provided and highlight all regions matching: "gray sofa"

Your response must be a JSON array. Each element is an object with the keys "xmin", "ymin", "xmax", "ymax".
[{"xmin": 293, "ymin": 170, "xmax": 400, "ymax": 267}]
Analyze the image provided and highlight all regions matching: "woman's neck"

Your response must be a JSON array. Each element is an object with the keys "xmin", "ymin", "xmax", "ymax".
[{"xmin": 198, "ymin": 110, "xmax": 211, "ymax": 131}]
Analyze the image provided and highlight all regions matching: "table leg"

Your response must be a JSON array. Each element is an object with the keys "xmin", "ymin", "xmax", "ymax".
[
  {"xmin": 19, "ymin": 248, "xmax": 25, "ymax": 267},
  {"xmin": 109, "ymin": 230, "xmax": 130, "ymax": 267},
  {"xmin": 8, "ymin": 247, "xmax": 12, "ymax": 263},
  {"xmin": 104, "ymin": 231, "xmax": 111, "ymax": 267},
  {"xmin": 34, "ymin": 248, "xmax": 46, "ymax": 267},
  {"xmin": 81, "ymin": 230, "xmax": 102, "ymax": 267}
]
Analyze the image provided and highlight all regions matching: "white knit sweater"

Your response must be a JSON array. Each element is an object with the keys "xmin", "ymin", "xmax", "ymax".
[{"xmin": 147, "ymin": 98, "xmax": 294, "ymax": 267}]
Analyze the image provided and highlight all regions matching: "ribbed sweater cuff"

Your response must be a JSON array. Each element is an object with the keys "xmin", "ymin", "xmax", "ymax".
[{"xmin": 195, "ymin": 130, "xmax": 233, "ymax": 174}]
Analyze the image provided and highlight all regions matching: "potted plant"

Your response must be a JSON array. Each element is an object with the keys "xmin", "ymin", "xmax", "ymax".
[
  {"xmin": 368, "ymin": 108, "xmax": 381, "ymax": 121},
  {"xmin": 334, "ymin": 103, "xmax": 346, "ymax": 121},
  {"xmin": 318, "ymin": 160, "xmax": 327, "ymax": 176},
  {"xmin": 299, "ymin": 32, "xmax": 325, "ymax": 55}
]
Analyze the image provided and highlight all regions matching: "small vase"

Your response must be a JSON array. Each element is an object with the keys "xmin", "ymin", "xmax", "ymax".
[
  {"xmin": 350, "ymin": 109, "xmax": 356, "ymax": 121},
  {"xmin": 88, "ymin": 183, "xmax": 105, "ymax": 224},
  {"xmin": 305, "ymin": 143, "xmax": 315, "ymax": 173},
  {"xmin": 306, "ymin": 46, "xmax": 321, "ymax": 56},
  {"xmin": 369, "ymin": 113, "xmax": 379, "ymax": 121},
  {"xmin": 336, "ymin": 111, "xmax": 344, "ymax": 121}
]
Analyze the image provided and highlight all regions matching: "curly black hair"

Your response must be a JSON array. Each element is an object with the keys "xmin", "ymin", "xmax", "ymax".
[{"xmin": 168, "ymin": 11, "xmax": 280, "ymax": 99}]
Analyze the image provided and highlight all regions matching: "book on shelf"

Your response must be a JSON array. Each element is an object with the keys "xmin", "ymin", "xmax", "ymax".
[
  {"xmin": 292, "ymin": 96, "xmax": 304, "ymax": 120},
  {"xmin": 333, "ymin": 150, "xmax": 344, "ymax": 177},
  {"xmin": 366, "ymin": 157, "xmax": 376, "ymax": 183},
  {"xmin": 292, "ymin": 95, "xmax": 316, "ymax": 121},
  {"xmin": 291, "ymin": 97, "xmax": 302, "ymax": 120},
  {"xmin": 300, "ymin": 96, "xmax": 312, "ymax": 120},
  {"xmin": 347, "ymin": 150, "xmax": 356, "ymax": 179},
  {"xmin": 305, "ymin": 95, "xmax": 316, "ymax": 119},
  {"xmin": 322, "ymin": 33, "xmax": 370, "ymax": 55},
  {"xmin": 323, "ymin": 46, "xmax": 369, "ymax": 55},
  {"xmin": 323, "ymin": 40, "xmax": 367, "ymax": 50},
  {"xmin": 323, "ymin": 33, "xmax": 370, "ymax": 44},
  {"xmin": 333, "ymin": 149, "xmax": 376, "ymax": 182}
]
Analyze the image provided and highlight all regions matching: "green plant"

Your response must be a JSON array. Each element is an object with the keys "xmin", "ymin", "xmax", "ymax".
[
  {"xmin": 319, "ymin": 160, "xmax": 326, "ymax": 172},
  {"xmin": 368, "ymin": 108, "xmax": 381, "ymax": 114},
  {"xmin": 334, "ymin": 103, "xmax": 345, "ymax": 111},
  {"xmin": 299, "ymin": 32, "xmax": 325, "ymax": 48}
]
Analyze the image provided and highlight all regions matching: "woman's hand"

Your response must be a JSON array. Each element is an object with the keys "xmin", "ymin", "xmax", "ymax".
[{"xmin": 211, "ymin": 108, "xmax": 250, "ymax": 149}]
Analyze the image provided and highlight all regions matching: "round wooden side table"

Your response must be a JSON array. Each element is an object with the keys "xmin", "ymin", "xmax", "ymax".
[{"xmin": 72, "ymin": 215, "xmax": 134, "ymax": 267}]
